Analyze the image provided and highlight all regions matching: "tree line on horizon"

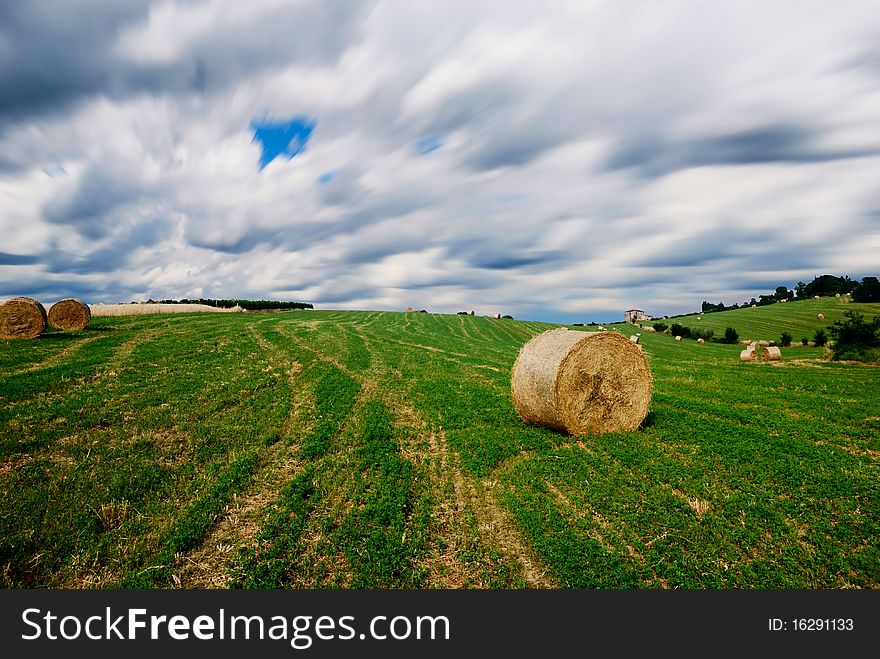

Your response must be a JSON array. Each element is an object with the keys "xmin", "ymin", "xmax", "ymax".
[
  {"xmin": 700, "ymin": 274, "xmax": 880, "ymax": 314},
  {"xmin": 152, "ymin": 298, "xmax": 313, "ymax": 311}
]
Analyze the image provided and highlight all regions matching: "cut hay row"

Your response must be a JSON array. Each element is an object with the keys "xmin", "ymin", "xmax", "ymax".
[
  {"xmin": 47, "ymin": 298, "xmax": 90, "ymax": 331},
  {"xmin": 89, "ymin": 303, "xmax": 244, "ymax": 317},
  {"xmin": 511, "ymin": 328, "xmax": 652, "ymax": 436},
  {"xmin": 0, "ymin": 297, "xmax": 47, "ymax": 339}
]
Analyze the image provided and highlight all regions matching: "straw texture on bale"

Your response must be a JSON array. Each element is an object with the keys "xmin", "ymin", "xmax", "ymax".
[
  {"xmin": 762, "ymin": 346, "xmax": 782, "ymax": 361},
  {"xmin": 739, "ymin": 349, "xmax": 756, "ymax": 362},
  {"xmin": 0, "ymin": 297, "xmax": 47, "ymax": 339},
  {"xmin": 511, "ymin": 328, "xmax": 652, "ymax": 436},
  {"xmin": 47, "ymin": 298, "xmax": 90, "ymax": 330}
]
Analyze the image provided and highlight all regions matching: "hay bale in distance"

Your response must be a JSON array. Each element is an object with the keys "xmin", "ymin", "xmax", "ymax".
[
  {"xmin": 817, "ymin": 313, "xmax": 824, "ymax": 320},
  {"xmin": 47, "ymin": 298, "xmax": 91, "ymax": 331},
  {"xmin": 762, "ymin": 346, "xmax": 782, "ymax": 361},
  {"xmin": 511, "ymin": 328, "xmax": 652, "ymax": 436},
  {"xmin": 468, "ymin": 309, "xmax": 475, "ymax": 316},
  {"xmin": 697, "ymin": 338, "xmax": 704, "ymax": 344},
  {"xmin": 675, "ymin": 335, "xmax": 682, "ymax": 342},
  {"xmin": 405, "ymin": 306, "xmax": 413, "ymax": 312},
  {"xmin": 629, "ymin": 334, "xmax": 640, "ymax": 344},
  {"xmin": 0, "ymin": 296, "xmax": 47, "ymax": 339},
  {"xmin": 493, "ymin": 313, "xmax": 502, "ymax": 319},
  {"xmin": 739, "ymin": 349, "xmax": 756, "ymax": 362}
]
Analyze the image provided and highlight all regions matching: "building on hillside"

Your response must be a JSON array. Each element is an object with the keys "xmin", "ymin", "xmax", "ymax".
[{"xmin": 624, "ymin": 309, "xmax": 651, "ymax": 323}]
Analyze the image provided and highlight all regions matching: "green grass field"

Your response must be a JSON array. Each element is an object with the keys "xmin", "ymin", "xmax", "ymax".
[
  {"xmin": 1, "ymin": 308, "xmax": 878, "ymax": 588},
  {"xmin": 656, "ymin": 296, "xmax": 879, "ymax": 345}
]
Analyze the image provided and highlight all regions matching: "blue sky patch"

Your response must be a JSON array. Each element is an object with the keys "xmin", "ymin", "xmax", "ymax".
[
  {"xmin": 317, "ymin": 170, "xmax": 340, "ymax": 185},
  {"xmin": 251, "ymin": 116, "xmax": 316, "ymax": 170},
  {"xmin": 414, "ymin": 135, "xmax": 444, "ymax": 155}
]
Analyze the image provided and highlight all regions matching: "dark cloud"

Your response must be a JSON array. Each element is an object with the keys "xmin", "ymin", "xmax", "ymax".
[
  {"xmin": 0, "ymin": 252, "xmax": 38, "ymax": 265},
  {"xmin": 42, "ymin": 216, "xmax": 172, "ymax": 274},
  {"xmin": 0, "ymin": 1, "xmax": 150, "ymax": 125},
  {"xmin": 0, "ymin": 276, "xmax": 109, "ymax": 300},
  {"xmin": 0, "ymin": 0, "xmax": 372, "ymax": 133},
  {"xmin": 606, "ymin": 125, "xmax": 879, "ymax": 177},
  {"xmin": 42, "ymin": 165, "xmax": 153, "ymax": 239},
  {"xmin": 467, "ymin": 249, "xmax": 564, "ymax": 271}
]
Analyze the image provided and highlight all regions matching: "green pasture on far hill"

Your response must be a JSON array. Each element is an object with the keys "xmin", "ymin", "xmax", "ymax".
[
  {"xmin": 656, "ymin": 296, "xmax": 880, "ymax": 344},
  {"xmin": 1, "ymin": 308, "xmax": 877, "ymax": 589}
]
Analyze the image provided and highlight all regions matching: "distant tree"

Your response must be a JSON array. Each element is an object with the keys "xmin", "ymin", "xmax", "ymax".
[
  {"xmin": 722, "ymin": 327, "xmax": 739, "ymax": 344},
  {"xmin": 774, "ymin": 286, "xmax": 793, "ymax": 301},
  {"xmin": 802, "ymin": 274, "xmax": 856, "ymax": 298},
  {"xmin": 670, "ymin": 323, "xmax": 691, "ymax": 338},
  {"xmin": 653, "ymin": 322, "xmax": 668, "ymax": 333},
  {"xmin": 779, "ymin": 331, "xmax": 792, "ymax": 347},
  {"xmin": 502, "ymin": 315, "xmax": 514, "ymax": 319},
  {"xmin": 801, "ymin": 337, "xmax": 809, "ymax": 346},
  {"xmin": 828, "ymin": 311, "xmax": 880, "ymax": 361},
  {"xmin": 813, "ymin": 329, "xmax": 828, "ymax": 347},
  {"xmin": 852, "ymin": 276, "xmax": 880, "ymax": 303},
  {"xmin": 794, "ymin": 281, "xmax": 807, "ymax": 298}
]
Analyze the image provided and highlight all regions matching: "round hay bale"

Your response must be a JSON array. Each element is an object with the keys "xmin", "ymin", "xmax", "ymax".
[
  {"xmin": 405, "ymin": 306, "xmax": 413, "ymax": 312},
  {"xmin": 674, "ymin": 335, "xmax": 682, "ymax": 341},
  {"xmin": 47, "ymin": 297, "xmax": 91, "ymax": 330},
  {"xmin": 511, "ymin": 328, "xmax": 652, "ymax": 436},
  {"xmin": 835, "ymin": 293, "xmax": 840, "ymax": 297},
  {"xmin": 697, "ymin": 338, "xmax": 704, "ymax": 344},
  {"xmin": 468, "ymin": 309, "xmax": 475, "ymax": 316},
  {"xmin": 493, "ymin": 313, "xmax": 502, "ymax": 319},
  {"xmin": 739, "ymin": 349, "xmax": 756, "ymax": 362},
  {"xmin": 629, "ymin": 334, "xmax": 640, "ymax": 344},
  {"xmin": 0, "ymin": 296, "xmax": 48, "ymax": 339},
  {"xmin": 762, "ymin": 346, "xmax": 782, "ymax": 361},
  {"xmin": 817, "ymin": 313, "xmax": 824, "ymax": 320}
]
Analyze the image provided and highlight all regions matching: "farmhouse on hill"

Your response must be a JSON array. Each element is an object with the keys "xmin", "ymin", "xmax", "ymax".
[{"xmin": 624, "ymin": 309, "xmax": 651, "ymax": 323}]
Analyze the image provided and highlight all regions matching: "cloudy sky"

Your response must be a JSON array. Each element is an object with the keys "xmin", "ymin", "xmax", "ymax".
[{"xmin": 1, "ymin": 0, "xmax": 879, "ymax": 323}]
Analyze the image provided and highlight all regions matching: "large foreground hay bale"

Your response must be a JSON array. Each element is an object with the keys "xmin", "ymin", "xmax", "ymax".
[
  {"xmin": 739, "ymin": 349, "xmax": 756, "ymax": 362},
  {"xmin": 47, "ymin": 297, "xmax": 91, "ymax": 330},
  {"xmin": 511, "ymin": 328, "xmax": 652, "ymax": 436},
  {"xmin": 762, "ymin": 346, "xmax": 782, "ymax": 361},
  {"xmin": 0, "ymin": 297, "xmax": 47, "ymax": 339}
]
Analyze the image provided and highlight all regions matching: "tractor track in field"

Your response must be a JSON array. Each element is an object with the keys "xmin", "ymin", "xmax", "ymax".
[
  {"xmin": 173, "ymin": 321, "xmax": 310, "ymax": 588},
  {"xmin": 276, "ymin": 319, "xmax": 553, "ymax": 588},
  {"xmin": 11, "ymin": 336, "xmax": 102, "ymax": 375}
]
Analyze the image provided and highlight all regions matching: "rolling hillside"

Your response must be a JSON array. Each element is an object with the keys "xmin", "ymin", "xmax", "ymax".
[
  {"xmin": 653, "ymin": 296, "xmax": 880, "ymax": 344},
  {"xmin": 1, "ymin": 308, "xmax": 878, "ymax": 589}
]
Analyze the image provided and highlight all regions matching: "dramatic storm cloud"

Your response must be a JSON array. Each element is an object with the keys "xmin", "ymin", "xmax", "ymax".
[{"xmin": 2, "ymin": 0, "xmax": 879, "ymax": 322}]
